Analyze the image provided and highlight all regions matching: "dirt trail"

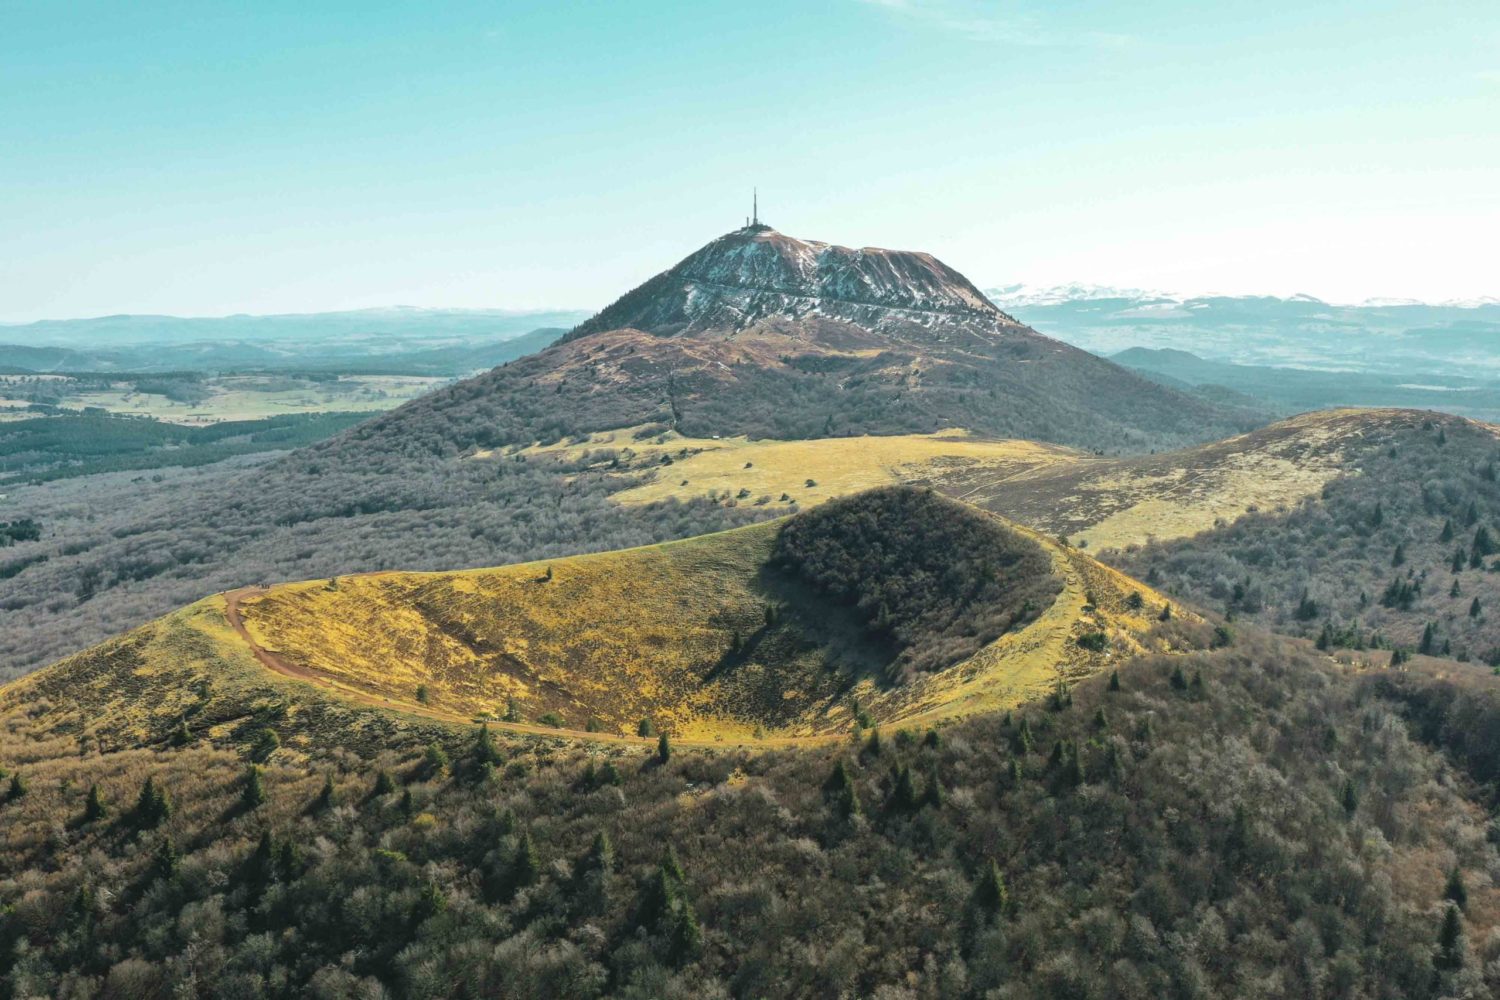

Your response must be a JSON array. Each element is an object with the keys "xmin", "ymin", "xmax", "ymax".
[{"xmin": 220, "ymin": 586, "xmax": 834, "ymax": 750}]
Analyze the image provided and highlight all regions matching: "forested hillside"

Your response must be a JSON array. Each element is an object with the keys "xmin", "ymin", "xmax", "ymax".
[
  {"xmin": 1114, "ymin": 413, "xmax": 1500, "ymax": 662},
  {"xmin": 774, "ymin": 488, "xmax": 1060, "ymax": 679},
  {"xmin": 1, "ymin": 631, "xmax": 1494, "ymax": 997}
]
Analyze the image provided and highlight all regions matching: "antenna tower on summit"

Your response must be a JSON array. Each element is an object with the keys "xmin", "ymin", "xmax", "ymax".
[{"xmin": 753, "ymin": 187, "xmax": 758, "ymax": 226}]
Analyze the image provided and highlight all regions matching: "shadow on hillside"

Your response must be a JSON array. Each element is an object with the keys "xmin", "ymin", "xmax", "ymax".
[{"xmin": 694, "ymin": 565, "xmax": 899, "ymax": 727}]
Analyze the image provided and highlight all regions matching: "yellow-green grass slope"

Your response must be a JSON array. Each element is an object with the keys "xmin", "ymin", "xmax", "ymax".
[
  {"xmin": 0, "ymin": 596, "xmax": 462, "ymax": 771},
  {"xmin": 230, "ymin": 496, "xmax": 1196, "ymax": 741}
]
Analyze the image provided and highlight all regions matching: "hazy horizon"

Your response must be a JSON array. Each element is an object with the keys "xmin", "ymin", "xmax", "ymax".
[{"xmin": 4, "ymin": 275, "xmax": 1500, "ymax": 329}]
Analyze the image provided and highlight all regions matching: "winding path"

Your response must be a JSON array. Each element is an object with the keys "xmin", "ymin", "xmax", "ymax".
[{"xmin": 220, "ymin": 586, "xmax": 826, "ymax": 749}]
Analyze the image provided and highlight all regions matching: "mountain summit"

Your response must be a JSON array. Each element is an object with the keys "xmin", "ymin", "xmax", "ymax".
[
  {"xmin": 333, "ymin": 225, "xmax": 1260, "ymax": 455},
  {"xmin": 568, "ymin": 225, "xmax": 1017, "ymax": 343}
]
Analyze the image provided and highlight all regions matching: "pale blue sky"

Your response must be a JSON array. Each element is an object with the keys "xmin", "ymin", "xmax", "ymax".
[{"xmin": 2, "ymin": 0, "xmax": 1496, "ymax": 321}]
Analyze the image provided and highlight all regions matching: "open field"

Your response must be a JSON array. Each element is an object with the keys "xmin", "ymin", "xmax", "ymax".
[
  {"xmin": 479, "ymin": 424, "xmax": 1083, "ymax": 510},
  {"xmin": 933, "ymin": 408, "xmax": 1387, "ymax": 550},
  {"xmin": 0, "ymin": 372, "xmax": 447, "ymax": 425},
  {"xmin": 532, "ymin": 412, "xmax": 1375, "ymax": 553}
]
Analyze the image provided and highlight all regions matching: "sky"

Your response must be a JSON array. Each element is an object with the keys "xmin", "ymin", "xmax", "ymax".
[{"xmin": 1, "ymin": 0, "xmax": 1497, "ymax": 322}]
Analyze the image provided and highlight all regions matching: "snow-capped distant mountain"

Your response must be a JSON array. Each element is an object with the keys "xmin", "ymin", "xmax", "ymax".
[
  {"xmin": 983, "ymin": 283, "xmax": 1498, "ymax": 312},
  {"xmin": 983, "ymin": 282, "xmax": 1178, "ymax": 309},
  {"xmin": 982, "ymin": 283, "xmax": 1500, "ymax": 379}
]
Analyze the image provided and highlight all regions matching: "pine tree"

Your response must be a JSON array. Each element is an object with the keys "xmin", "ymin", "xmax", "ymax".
[
  {"xmin": 583, "ymin": 831, "xmax": 614, "ymax": 874},
  {"xmin": 922, "ymin": 768, "xmax": 945, "ymax": 809},
  {"xmin": 1341, "ymin": 778, "xmax": 1358, "ymax": 816},
  {"xmin": 473, "ymin": 723, "xmax": 502, "ymax": 768},
  {"xmin": 1013, "ymin": 717, "xmax": 1034, "ymax": 755},
  {"xmin": 1441, "ymin": 518, "xmax": 1455, "ymax": 543},
  {"xmin": 1472, "ymin": 597, "xmax": 1483, "ymax": 618},
  {"xmin": 5, "ymin": 774, "xmax": 27, "ymax": 802},
  {"xmin": 413, "ymin": 880, "xmax": 447, "ymax": 923},
  {"xmin": 244, "ymin": 830, "xmax": 275, "ymax": 891},
  {"xmin": 1092, "ymin": 707, "xmax": 1108, "ymax": 730},
  {"xmin": 890, "ymin": 765, "xmax": 920, "ymax": 813},
  {"xmin": 423, "ymin": 742, "xmax": 450, "ymax": 778},
  {"xmin": 1060, "ymin": 744, "xmax": 1085, "ymax": 789},
  {"xmin": 660, "ymin": 845, "xmax": 686, "ymax": 884},
  {"xmin": 1453, "ymin": 548, "xmax": 1467, "ymax": 573},
  {"xmin": 133, "ymin": 776, "xmax": 172, "ymax": 829},
  {"xmin": 372, "ymin": 770, "xmax": 397, "ymax": 797},
  {"xmin": 170, "ymin": 720, "xmax": 192, "ymax": 747},
  {"xmin": 637, "ymin": 865, "xmax": 679, "ymax": 932},
  {"xmin": 668, "ymin": 901, "xmax": 703, "ymax": 963},
  {"xmin": 656, "ymin": 731, "xmax": 672, "ymax": 764},
  {"xmin": 1474, "ymin": 524, "xmax": 1496, "ymax": 560},
  {"xmin": 637, "ymin": 718, "xmax": 655, "ymax": 738},
  {"xmin": 151, "ymin": 836, "xmax": 180, "ymax": 880},
  {"xmin": 1452, "ymin": 579, "xmax": 1463, "ymax": 598},
  {"xmin": 1006, "ymin": 758, "xmax": 1023, "ymax": 788},
  {"xmin": 1104, "ymin": 743, "xmax": 1123, "ymax": 781},
  {"xmin": 82, "ymin": 783, "xmax": 106, "ymax": 823},
  {"xmin": 1159, "ymin": 603, "xmax": 1173, "ymax": 622},
  {"xmin": 240, "ymin": 765, "xmax": 266, "ymax": 811},
  {"xmin": 314, "ymin": 774, "xmax": 336, "ymax": 811},
  {"xmin": 972, "ymin": 859, "xmax": 1008, "ymax": 918},
  {"xmin": 1170, "ymin": 665, "xmax": 1189, "ymax": 690},
  {"xmin": 1108, "ymin": 669, "xmax": 1121, "ymax": 692},
  {"xmin": 510, "ymin": 831, "xmax": 540, "ymax": 895},
  {"xmin": 277, "ymin": 840, "xmax": 302, "ymax": 882},
  {"xmin": 1391, "ymin": 542, "xmax": 1406, "ymax": 567},
  {"xmin": 1436, "ymin": 903, "xmax": 1464, "ymax": 972},
  {"xmin": 503, "ymin": 697, "xmax": 523, "ymax": 723},
  {"xmin": 1445, "ymin": 866, "xmax": 1468, "ymax": 912},
  {"xmin": 824, "ymin": 759, "xmax": 855, "ymax": 797},
  {"xmin": 1420, "ymin": 622, "xmax": 1436, "ymax": 655},
  {"xmin": 1317, "ymin": 622, "xmax": 1334, "ymax": 651},
  {"xmin": 249, "ymin": 728, "xmax": 280, "ymax": 763}
]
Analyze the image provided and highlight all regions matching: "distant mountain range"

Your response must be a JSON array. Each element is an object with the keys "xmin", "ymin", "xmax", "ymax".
[
  {"xmin": 10, "ymin": 282, "xmax": 1496, "ymax": 384},
  {"xmin": 984, "ymin": 284, "xmax": 1500, "ymax": 379},
  {"xmin": 0, "ymin": 307, "xmax": 589, "ymax": 375}
]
